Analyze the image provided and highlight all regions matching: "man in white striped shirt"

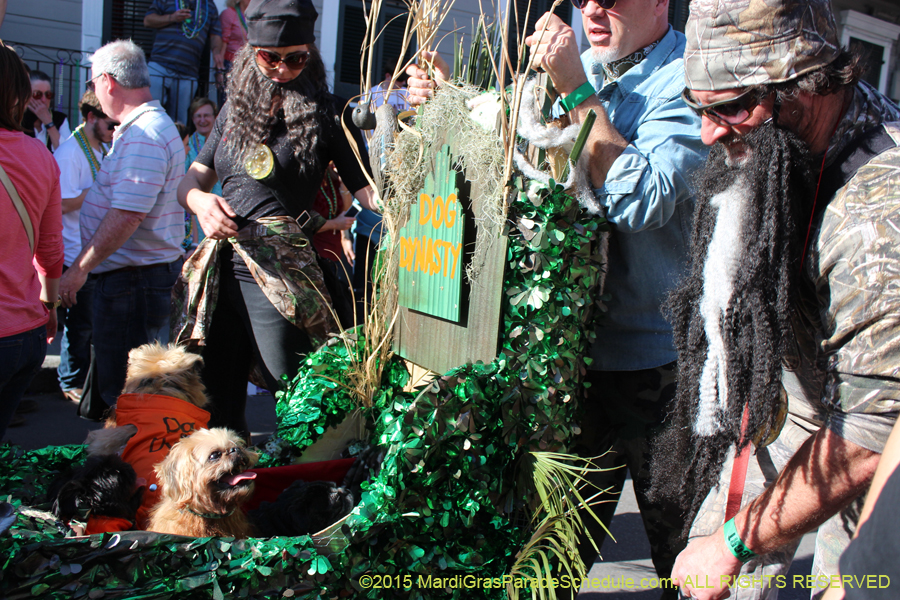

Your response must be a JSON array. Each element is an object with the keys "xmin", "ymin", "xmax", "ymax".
[{"xmin": 59, "ymin": 39, "xmax": 186, "ymax": 407}]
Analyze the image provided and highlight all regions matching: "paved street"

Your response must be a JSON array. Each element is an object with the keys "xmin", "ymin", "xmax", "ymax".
[
  {"xmin": 580, "ymin": 480, "xmax": 816, "ymax": 599},
  {"xmin": 5, "ymin": 342, "xmax": 816, "ymax": 600}
]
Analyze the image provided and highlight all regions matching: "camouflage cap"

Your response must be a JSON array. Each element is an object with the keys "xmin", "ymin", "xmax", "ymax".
[{"xmin": 684, "ymin": 0, "xmax": 841, "ymax": 91}]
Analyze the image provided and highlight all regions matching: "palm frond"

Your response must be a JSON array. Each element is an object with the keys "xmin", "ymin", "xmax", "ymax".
[{"xmin": 506, "ymin": 451, "xmax": 617, "ymax": 600}]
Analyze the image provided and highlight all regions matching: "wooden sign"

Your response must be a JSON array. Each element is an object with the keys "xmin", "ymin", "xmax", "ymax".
[{"xmin": 394, "ymin": 132, "xmax": 507, "ymax": 375}]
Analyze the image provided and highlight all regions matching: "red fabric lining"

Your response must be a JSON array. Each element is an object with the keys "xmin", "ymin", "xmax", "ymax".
[{"xmin": 243, "ymin": 458, "xmax": 356, "ymax": 512}]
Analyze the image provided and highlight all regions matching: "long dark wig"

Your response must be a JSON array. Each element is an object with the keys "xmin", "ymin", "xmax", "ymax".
[
  {"xmin": 649, "ymin": 122, "xmax": 815, "ymax": 529},
  {"xmin": 224, "ymin": 43, "xmax": 330, "ymax": 176}
]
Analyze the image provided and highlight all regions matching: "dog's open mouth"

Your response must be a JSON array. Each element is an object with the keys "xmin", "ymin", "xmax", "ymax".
[{"xmin": 216, "ymin": 470, "xmax": 257, "ymax": 490}]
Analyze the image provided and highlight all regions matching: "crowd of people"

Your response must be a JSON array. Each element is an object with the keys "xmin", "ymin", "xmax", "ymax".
[{"xmin": 1, "ymin": 0, "xmax": 899, "ymax": 598}]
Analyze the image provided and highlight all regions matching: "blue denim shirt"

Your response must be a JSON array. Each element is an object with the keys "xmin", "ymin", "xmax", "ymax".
[{"xmin": 581, "ymin": 27, "xmax": 708, "ymax": 371}]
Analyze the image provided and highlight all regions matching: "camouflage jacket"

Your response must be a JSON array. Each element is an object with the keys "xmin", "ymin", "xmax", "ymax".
[
  {"xmin": 171, "ymin": 216, "xmax": 337, "ymax": 351},
  {"xmin": 784, "ymin": 82, "xmax": 900, "ymax": 452}
]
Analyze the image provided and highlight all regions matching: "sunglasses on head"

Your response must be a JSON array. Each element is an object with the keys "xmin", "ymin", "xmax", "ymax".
[
  {"xmin": 681, "ymin": 87, "xmax": 768, "ymax": 126},
  {"xmin": 32, "ymin": 90, "xmax": 54, "ymax": 101},
  {"xmin": 571, "ymin": 0, "xmax": 617, "ymax": 10},
  {"xmin": 254, "ymin": 48, "xmax": 310, "ymax": 71}
]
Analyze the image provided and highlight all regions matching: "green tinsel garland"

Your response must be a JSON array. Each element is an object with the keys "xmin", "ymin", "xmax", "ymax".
[{"xmin": 0, "ymin": 174, "xmax": 606, "ymax": 598}]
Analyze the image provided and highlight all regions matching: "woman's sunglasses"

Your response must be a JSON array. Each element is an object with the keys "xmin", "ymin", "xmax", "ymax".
[
  {"xmin": 681, "ymin": 87, "xmax": 769, "ymax": 126},
  {"xmin": 32, "ymin": 90, "xmax": 54, "ymax": 100},
  {"xmin": 571, "ymin": 0, "xmax": 617, "ymax": 10},
  {"xmin": 255, "ymin": 48, "xmax": 310, "ymax": 71}
]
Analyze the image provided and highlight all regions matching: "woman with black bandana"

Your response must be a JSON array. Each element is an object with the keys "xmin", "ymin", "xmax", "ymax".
[{"xmin": 174, "ymin": 0, "xmax": 377, "ymax": 439}]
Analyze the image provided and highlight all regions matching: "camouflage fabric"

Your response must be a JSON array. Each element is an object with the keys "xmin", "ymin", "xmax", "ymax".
[
  {"xmin": 688, "ymin": 413, "xmax": 816, "ymax": 600},
  {"xmin": 172, "ymin": 216, "xmax": 337, "ymax": 350},
  {"xmin": 689, "ymin": 84, "xmax": 900, "ymax": 599},
  {"xmin": 684, "ymin": 0, "xmax": 841, "ymax": 91},
  {"xmin": 799, "ymin": 84, "xmax": 900, "ymax": 451},
  {"xmin": 574, "ymin": 364, "xmax": 685, "ymax": 600}
]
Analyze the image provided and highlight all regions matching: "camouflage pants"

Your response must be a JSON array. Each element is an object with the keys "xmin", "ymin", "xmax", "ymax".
[
  {"xmin": 573, "ymin": 364, "xmax": 686, "ymax": 599},
  {"xmin": 688, "ymin": 412, "xmax": 864, "ymax": 599}
]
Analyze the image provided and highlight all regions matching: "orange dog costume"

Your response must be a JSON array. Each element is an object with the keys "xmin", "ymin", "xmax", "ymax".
[{"xmin": 115, "ymin": 393, "xmax": 211, "ymax": 529}]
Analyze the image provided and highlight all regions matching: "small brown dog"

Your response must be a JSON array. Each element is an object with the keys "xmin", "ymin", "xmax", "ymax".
[
  {"xmin": 86, "ymin": 342, "xmax": 210, "ymax": 456},
  {"xmin": 147, "ymin": 428, "xmax": 258, "ymax": 538},
  {"xmin": 84, "ymin": 342, "xmax": 212, "ymax": 529}
]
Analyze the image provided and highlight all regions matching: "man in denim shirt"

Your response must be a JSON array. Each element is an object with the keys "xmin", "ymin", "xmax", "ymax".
[{"xmin": 525, "ymin": 0, "xmax": 707, "ymax": 590}]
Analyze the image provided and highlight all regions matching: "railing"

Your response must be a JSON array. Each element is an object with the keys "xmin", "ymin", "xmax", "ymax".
[
  {"xmin": 12, "ymin": 42, "xmax": 93, "ymax": 126},
  {"xmin": 11, "ymin": 41, "xmax": 220, "ymax": 128}
]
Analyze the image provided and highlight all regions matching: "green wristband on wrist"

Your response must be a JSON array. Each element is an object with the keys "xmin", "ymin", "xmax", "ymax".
[
  {"xmin": 723, "ymin": 518, "xmax": 756, "ymax": 563},
  {"xmin": 559, "ymin": 81, "xmax": 595, "ymax": 113}
]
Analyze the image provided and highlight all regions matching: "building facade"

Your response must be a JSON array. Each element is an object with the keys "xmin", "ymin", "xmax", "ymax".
[{"xmin": 2, "ymin": 1, "xmax": 898, "ymax": 123}]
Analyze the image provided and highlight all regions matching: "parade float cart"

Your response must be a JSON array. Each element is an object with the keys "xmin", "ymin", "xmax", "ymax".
[{"xmin": 0, "ymin": 3, "xmax": 610, "ymax": 598}]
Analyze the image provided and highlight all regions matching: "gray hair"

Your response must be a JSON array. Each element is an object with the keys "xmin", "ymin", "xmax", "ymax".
[{"xmin": 90, "ymin": 40, "xmax": 150, "ymax": 89}]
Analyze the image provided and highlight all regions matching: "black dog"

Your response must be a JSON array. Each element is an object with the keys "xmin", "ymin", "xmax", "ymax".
[
  {"xmin": 49, "ymin": 454, "xmax": 144, "ymax": 533},
  {"xmin": 249, "ymin": 480, "xmax": 355, "ymax": 537}
]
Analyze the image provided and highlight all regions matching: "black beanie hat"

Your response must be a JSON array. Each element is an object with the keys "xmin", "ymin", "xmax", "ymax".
[{"xmin": 246, "ymin": 0, "xmax": 318, "ymax": 47}]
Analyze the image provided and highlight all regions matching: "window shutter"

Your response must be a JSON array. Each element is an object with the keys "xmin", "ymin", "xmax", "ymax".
[
  {"xmin": 334, "ymin": 1, "xmax": 415, "ymax": 101},
  {"xmin": 668, "ymin": 0, "xmax": 691, "ymax": 32},
  {"xmin": 508, "ymin": 0, "xmax": 572, "ymax": 71},
  {"xmin": 109, "ymin": 0, "xmax": 156, "ymax": 59}
]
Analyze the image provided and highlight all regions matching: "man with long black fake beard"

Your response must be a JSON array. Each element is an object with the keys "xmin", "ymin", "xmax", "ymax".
[{"xmin": 648, "ymin": 0, "xmax": 900, "ymax": 599}]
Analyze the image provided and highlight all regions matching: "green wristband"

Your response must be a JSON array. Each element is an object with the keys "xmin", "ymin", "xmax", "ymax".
[
  {"xmin": 559, "ymin": 81, "xmax": 595, "ymax": 113},
  {"xmin": 723, "ymin": 518, "xmax": 756, "ymax": 563}
]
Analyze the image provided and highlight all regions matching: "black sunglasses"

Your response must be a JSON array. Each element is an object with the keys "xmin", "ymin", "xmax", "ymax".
[
  {"xmin": 254, "ymin": 48, "xmax": 310, "ymax": 71},
  {"xmin": 681, "ymin": 87, "xmax": 768, "ymax": 126},
  {"xmin": 571, "ymin": 0, "xmax": 617, "ymax": 10},
  {"xmin": 85, "ymin": 73, "xmax": 104, "ymax": 92}
]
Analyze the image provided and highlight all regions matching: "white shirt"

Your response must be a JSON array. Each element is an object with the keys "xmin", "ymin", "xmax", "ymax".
[
  {"xmin": 363, "ymin": 81, "xmax": 410, "ymax": 113},
  {"xmin": 54, "ymin": 132, "xmax": 105, "ymax": 267},
  {"xmin": 33, "ymin": 118, "xmax": 72, "ymax": 152},
  {"xmin": 80, "ymin": 101, "xmax": 186, "ymax": 272}
]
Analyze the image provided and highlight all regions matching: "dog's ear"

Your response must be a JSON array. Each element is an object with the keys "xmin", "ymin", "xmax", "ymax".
[
  {"xmin": 53, "ymin": 479, "xmax": 87, "ymax": 520},
  {"xmin": 155, "ymin": 441, "xmax": 196, "ymax": 507},
  {"xmin": 244, "ymin": 447, "xmax": 260, "ymax": 468},
  {"xmin": 85, "ymin": 425, "xmax": 137, "ymax": 456},
  {"xmin": 189, "ymin": 352, "xmax": 204, "ymax": 374}
]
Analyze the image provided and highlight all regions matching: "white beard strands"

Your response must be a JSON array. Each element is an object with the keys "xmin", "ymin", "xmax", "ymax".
[{"xmin": 695, "ymin": 177, "xmax": 748, "ymax": 437}]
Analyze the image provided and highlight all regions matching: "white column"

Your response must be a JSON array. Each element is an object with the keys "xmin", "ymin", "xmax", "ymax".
[
  {"xmin": 81, "ymin": 0, "xmax": 104, "ymax": 54},
  {"xmin": 319, "ymin": 0, "xmax": 338, "ymax": 90}
]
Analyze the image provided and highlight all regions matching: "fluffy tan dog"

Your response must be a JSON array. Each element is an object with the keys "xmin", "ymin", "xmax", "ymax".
[
  {"xmin": 85, "ymin": 342, "xmax": 209, "ymax": 456},
  {"xmin": 147, "ymin": 428, "xmax": 259, "ymax": 538},
  {"xmin": 83, "ymin": 342, "xmax": 212, "ymax": 530},
  {"xmin": 120, "ymin": 342, "xmax": 208, "ymax": 405}
]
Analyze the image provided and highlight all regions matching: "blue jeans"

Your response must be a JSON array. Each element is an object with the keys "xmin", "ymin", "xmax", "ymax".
[
  {"xmin": 0, "ymin": 325, "xmax": 47, "ymax": 440},
  {"xmin": 91, "ymin": 259, "xmax": 183, "ymax": 406},
  {"xmin": 148, "ymin": 61, "xmax": 197, "ymax": 125},
  {"xmin": 57, "ymin": 269, "xmax": 95, "ymax": 391}
]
